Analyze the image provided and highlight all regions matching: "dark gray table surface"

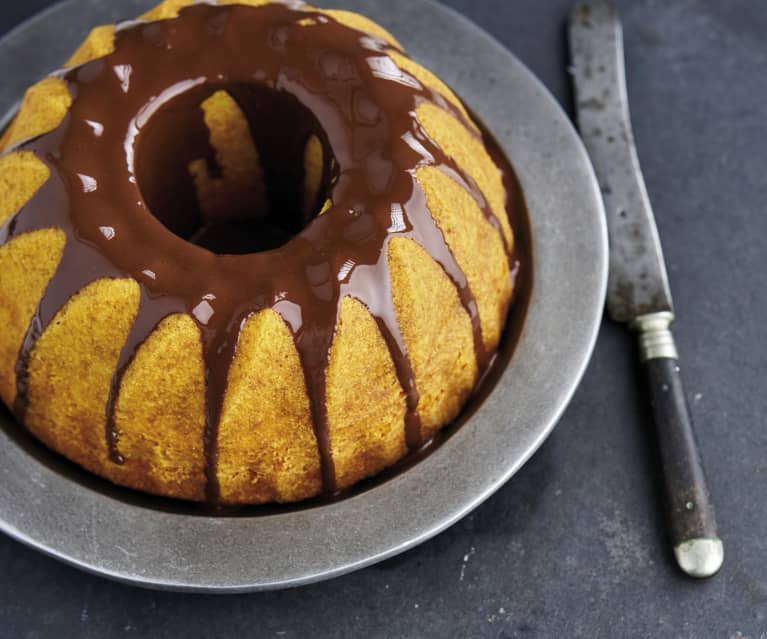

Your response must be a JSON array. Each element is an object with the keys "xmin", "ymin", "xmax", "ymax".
[{"xmin": 0, "ymin": 1, "xmax": 765, "ymax": 637}]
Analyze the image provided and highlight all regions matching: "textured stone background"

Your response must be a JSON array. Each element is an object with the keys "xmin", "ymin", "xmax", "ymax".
[{"xmin": 0, "ymin": 1, "xmax": 765, "ymax": 637}]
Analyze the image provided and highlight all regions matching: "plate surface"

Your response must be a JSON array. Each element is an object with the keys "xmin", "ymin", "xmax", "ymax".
[{"xmin": 0, "ymin": 0, "xmax": 607, "ymax": 591}]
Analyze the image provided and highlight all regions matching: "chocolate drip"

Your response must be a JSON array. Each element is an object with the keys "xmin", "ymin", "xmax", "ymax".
[
  {"xmin": 372, "ymin": 309, "xmax": 422, "ymax": 451},
  {"xmin": 288, "ymin": 311, "xmax": 338, "ymax": 493},
  {"xmin": 2, "ymin": 3, "xmax": 518, "ymax": 501},
  {"xmin": 363, "ymin": 248, "xmax": 423, "ymax": 451},
  {"xmin": 200, "ymin": 309, "xmax": 247, "ymax": 503}
]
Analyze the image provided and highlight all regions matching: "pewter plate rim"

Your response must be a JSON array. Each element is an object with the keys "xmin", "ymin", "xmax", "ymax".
[{"xmin": 0, "ymin": 0, "xmax": 608, "ymax": 592}]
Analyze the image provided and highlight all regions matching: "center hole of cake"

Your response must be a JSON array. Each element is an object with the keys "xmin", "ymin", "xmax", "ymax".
[{"xmin": 135, "ymin": 83, "xmax": 332, "ymax": 255}]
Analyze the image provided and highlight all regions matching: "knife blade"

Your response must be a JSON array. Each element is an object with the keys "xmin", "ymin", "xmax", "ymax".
[{"xmin": 569, "ymin": 0, "xmax": 723, "ymax": 577}]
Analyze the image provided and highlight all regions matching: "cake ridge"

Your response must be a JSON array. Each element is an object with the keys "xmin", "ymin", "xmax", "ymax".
[{"xmin": 105, "ymin": 292, "xmax": 184, "ymax": 465}]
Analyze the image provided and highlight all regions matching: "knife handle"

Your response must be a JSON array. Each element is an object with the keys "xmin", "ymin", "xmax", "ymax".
[{"xmin": 633, "ymin": 312, "xmax": 723, "ymax": 578}]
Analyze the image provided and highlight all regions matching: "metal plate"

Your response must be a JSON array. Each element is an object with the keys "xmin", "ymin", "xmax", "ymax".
[{"xmin": 0, "ymin": 0, "xmax": 607, "ymax": 591}]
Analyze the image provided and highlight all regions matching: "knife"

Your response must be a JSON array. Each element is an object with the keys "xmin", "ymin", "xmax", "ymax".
[{"xmin": 568, "ymin": 0, "xmax": 723, "ymax": 577}]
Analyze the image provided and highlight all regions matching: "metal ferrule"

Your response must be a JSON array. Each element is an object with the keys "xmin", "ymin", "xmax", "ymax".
[{"xmin": 631, "ymin": 311, "xmax": 678, "ymax": 362}]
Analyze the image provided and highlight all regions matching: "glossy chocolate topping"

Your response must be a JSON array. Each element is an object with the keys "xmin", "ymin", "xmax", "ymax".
[{"xmin": 1, "ymin": 2, "xmax": 519, "ymax": 501}]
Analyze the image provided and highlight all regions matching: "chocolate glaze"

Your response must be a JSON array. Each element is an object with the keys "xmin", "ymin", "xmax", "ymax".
[{"xmin": 1, "ymin": 2, "xmax": 520, "ymax": 502}]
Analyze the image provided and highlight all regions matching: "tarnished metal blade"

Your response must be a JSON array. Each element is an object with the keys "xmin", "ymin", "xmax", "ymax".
[{"xmin": 568, "ymin": 0, "xmax": 673, "ymax": 323}]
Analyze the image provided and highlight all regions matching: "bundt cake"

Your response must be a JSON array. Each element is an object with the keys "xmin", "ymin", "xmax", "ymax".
[{"xmin": 0, "ymin": 0, "xmax": 521, "ymax": 504}]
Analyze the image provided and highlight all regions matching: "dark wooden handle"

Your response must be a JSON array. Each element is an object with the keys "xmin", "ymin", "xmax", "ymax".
[
  {"xmin": 644, "ymin": 356, "xmax": 719, "ymax": 545},
  {"xmin": 632, "ymin": 312, "xmax": 722, "ymax": 577}
]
